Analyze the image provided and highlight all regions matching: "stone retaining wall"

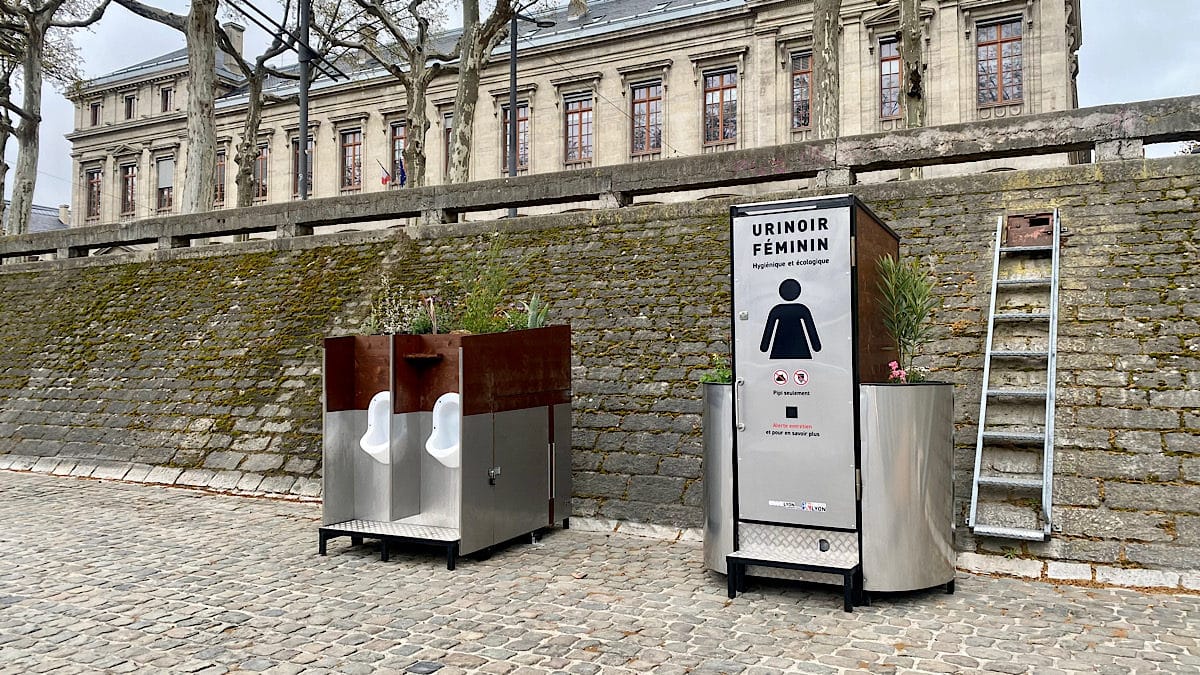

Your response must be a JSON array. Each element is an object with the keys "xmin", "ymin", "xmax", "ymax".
[{"xmin": 1, "ymin": 155, "xmax": 1197, "ymax": 573}]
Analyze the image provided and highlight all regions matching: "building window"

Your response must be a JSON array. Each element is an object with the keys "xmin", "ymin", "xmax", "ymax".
[
  {"xmin": 253, "ymin": 144, "xmax": 269, "ymax": 202},
  {"xmin": 880, "ymin": 39, "xmax": 901, "ymax": 119},
  {"xmin": 703, "ymin": 70, "xmax": 737, "ymax": 145},
  {"xmin": 120, "ymin": 163, "xmax": 138, "ymax": 215},
  {"xmin": 390, "ymin": 121, "xmax": 406, "ymax": 187},
  {"xmin": 89, "ymin": 102, "xmax": 101, "ymax": 126},
  {"xmin": 564, "ymin": 95, "xmax": 593, "ymax": 165},
  {"xmin": 630, "ymin": 81, "xmax": 662, "ymax": 157},
  {"xmin": 339, "ymin": 129, "xmax": 363, "ymax": 192},
  {"xmin": 156, "ymin": 157, "xmax": 174, "ymax": 212},
  {"xmin": 977, "ymin": 18, "xmax": 1023, "ymax": 105},
  {"xmin": 792, "ymin": 53, "xmax": 812, "ymax": 129},
  {"xmin": 85, "ymin": 169, "xmax": 102, "ymax": 220},
  {"xmin": 443, "ymin": 113, "xmax": 453, "ymax": 179},
  {"xmin": 502, "ymin": 102, "xmax": 530, "ymax": 172},
  {"xmin": 160, "ymin": 87, "xmax": 174, "ymax": 113},
  {"xmin": 291, "ymin": 135, "xmax": 314, "ymax": 197},
  {"xmin": 124, "ymin": 95, "xmax": 136, "ymax": 120},
  {"xmin": 214, "ymin": 151, "xmax": 226, "ymax": 206}
]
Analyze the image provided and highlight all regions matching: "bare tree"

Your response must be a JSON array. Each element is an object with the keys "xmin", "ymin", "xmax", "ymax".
[
  {"xmin": 811, "ymin": 0, "xmax": 841, "ymax": 139},
  {"xmin": 444, "ymin": 0, "xmax": 513, "ymax": 183},
  {"xmin": 317, "ymin": 0, "xmax": 450, "ymax": 188},
  {"xmin": 1, "ymin": 0, "xmax": 108, "ymax": 235},
  {"xmin": 114, "ymin": 0, "xmax": 219, "ymax": 215}
]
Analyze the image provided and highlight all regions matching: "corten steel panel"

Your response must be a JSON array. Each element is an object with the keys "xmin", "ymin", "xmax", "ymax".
[
  {"xmin": 322, "ymin": 410, "xmax": 359, "ymax": 525},
  {"xmin": 459, "ymin": 326, "xmax": 573, "ymax": 416},
  {"xmin": 860, "ymin": 383, "xmax": 955, "ymax": 592},
  {"xmin": 853, "ymin": 205, "xmax": 901, "ymax": 384},
  {"xmin": 391, "ymin": 334, "xmax": 463, "ymax": 414},
  {"xmin": 552, "ymin": 402, "xmax": 573, "ymax": 525},
  {"xmin": 458, "ymin": 412, "xmax": 494, "ymax": 556},
  {"xmin": 353, "ymin": 335, "xmax": 391, "ymax": 410},
  {"xmin": 731, "ymin": 196, "xmax": 857, "ymax": 530},
  {"xmin": 324, "ymin": 336, "xmax": 356, "ymax": 412},
  {"xmin": 1005, "ymin": 213, "xmax": 1054, "ymax": 247},
  {"xmin": 492, "ymin": 407, "xmax": 552, "ymax": 544}
]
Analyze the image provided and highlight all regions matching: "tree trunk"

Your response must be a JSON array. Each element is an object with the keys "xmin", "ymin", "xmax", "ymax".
[
  {"xmin": 812, "ymin": 0, "xmax": 841, "ymax": 140},
  {"xmin": 180, "ymin": 0, "xmax": 217, "ymax": 214},
  {"xmin": 899, "ymin": 0, "xmax": 924, "ymax": 129},
  {"xmin": 446, "ymin": 0, "xmax": 509, "ymax": 184},
  {"xmin": 0, "ymin": 63, "xmax": 12, "ymax": 232},
  {"xmin": 8, "ymin": 17, "xmax": 47, "ymax": 236},
  {"xmin": 234, "ymin": 74, "xmax": 264, "ymax": 208},
  {"xmin": 404, "ymin": 68, "xmax": 434, "ymax": 188}
]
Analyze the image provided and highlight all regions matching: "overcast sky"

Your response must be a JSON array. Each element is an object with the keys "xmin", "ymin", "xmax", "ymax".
[{"xmin": 6, "ymin": 0, "xmax": 1200, "ymax": 208}]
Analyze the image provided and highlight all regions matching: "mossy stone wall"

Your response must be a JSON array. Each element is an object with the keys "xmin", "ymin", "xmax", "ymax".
[{"xmin": 1, "ymin": 156, "xmax": 1197, "ymax": 571}]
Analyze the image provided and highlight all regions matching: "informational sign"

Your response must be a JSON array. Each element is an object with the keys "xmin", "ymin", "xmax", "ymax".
[{"xmin": 731, "ymin": 199, "xmax": 856, "ymax": 530}]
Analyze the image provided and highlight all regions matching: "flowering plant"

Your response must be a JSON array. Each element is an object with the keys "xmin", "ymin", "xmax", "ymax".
[
  {"xmin": 888, "ymin": 361, "xmax": 929, "ymax": 384},
  {"xmin": 877, "ymin": 254, "xmax": 937, "ymax": 380}
]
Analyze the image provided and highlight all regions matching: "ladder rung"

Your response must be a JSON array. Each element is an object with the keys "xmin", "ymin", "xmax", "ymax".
[
  {"xmin": 999, "ymin": 245, "xmax": 1053, "ymax": 254},
  {"xmin": 994, "ymin": 313, "xmax": 1051, "ymax": 322},
  {"xmin": 982, "ymin": 431, "xmax": 1045, "ymax": 445},
  {"xmin": 971, "ymin": 524, "xmax": 1049, "ymax": 541},
  {"xmin": 977, "ymin": 475, "xmax": 1044, "ymax": 490},
  {"xmin": 997, "ymin": 277, "xmax": 1052, "ymax": 287},
  {"xmin": 991, "ymin": 350, "xmax": 1048, "ymax": 359},
  {"xmin": 986, "ymin": 389, "xmax": 1047, "ymax": 400}
]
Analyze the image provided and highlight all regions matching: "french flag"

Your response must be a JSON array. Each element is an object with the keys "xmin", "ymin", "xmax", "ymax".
[{"xmin": 379, "ymin": 159, "xmax": 407, "ymax": 187}]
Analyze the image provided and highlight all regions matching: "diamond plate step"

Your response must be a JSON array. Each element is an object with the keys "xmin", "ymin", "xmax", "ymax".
[
  {"xmin": 986, "ymin": 389, "xmax": 1047, "ymax": 400},
  {"xmin": 1000, "ymin": 245, "xmax": 1053, "ymax": 254},
  {"xmin": 977, "ymin": 475, "xmax": 1044, "ymax": 489},
  {"xmin": 981, "ymin": 431, "xmax": 1045, "ymax": 445},
  {"xmin": 994, "ymin": 312, "xmax": 1051, "ymax": 322}
]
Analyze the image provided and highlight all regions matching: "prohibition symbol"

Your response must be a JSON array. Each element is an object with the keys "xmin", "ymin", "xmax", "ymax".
[
  {"xmin": 793, "ymin": 370, "xmax": 810, "ymax": 386},
  {"xmin": 773, "ymin": 370, "xmax": 789, "ymax": 385}
]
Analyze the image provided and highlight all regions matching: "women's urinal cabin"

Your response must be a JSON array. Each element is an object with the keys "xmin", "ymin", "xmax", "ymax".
[{"xmin": 318, "ymin": 326, "xmax": 573, "ymax": 569}]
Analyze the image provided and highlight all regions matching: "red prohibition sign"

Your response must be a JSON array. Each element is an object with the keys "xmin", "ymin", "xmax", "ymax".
[
  {"xmin": 773, "ymin": 370, "xmax": 789, "ymax": 385},
  {"xmin": 794, "ymin": 370, "xmax": 810, "ymax": 386}
]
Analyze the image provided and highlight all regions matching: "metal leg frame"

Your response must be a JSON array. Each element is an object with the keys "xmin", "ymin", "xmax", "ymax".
[
  {"xmin": 726, "ymin": 554, "xmax": 861, "ymax": 613},
  {"xmin": 318, "ymin": 526, "xmax": 460, "ymax": 570}
]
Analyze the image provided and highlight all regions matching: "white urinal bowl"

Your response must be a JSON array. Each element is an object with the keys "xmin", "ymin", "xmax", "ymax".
[
  {"xmin": 359, "ymin": 390, "xmax": 391, "ymax": 464},
  {"xmin": 426, "ymin": 392, "xmax": 461, "ymax": 469}
]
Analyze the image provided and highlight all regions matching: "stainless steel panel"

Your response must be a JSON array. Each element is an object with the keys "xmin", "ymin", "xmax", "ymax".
[
  {"xmin": 553, "ymin": 403, "xmax": 573, "ymax": 523},
  {"xmin": 418, "ymin": 411, "xmax": 460, "ymax": 530},
  {"xmin": 703, "ymin": 383, "xmax": 735, "ymax": 574},
  {"xmin": 458, "ymin": 412, "xmax": 493, "ymax": 556},
  {"xmin": 492, "ymin": 407, "xmax": 551, "ymax": 544},
  {"xmin": 354, "ymin": 427, "xmax": 391, "ymax": 522},
  {"xmin": 860, "ymin": 383, "xmax": 956, "ymax": 592},
  {"xmin": 325, "ymin": 518, "xmax": 458, "ymax": 542},
  {"xmin": 322, "ymin": 411, "xmax": 359, "ymax": 525},
  {"xmin": 389, "ymin": 412, "xmax": 421, "ymax": 521},
  {"xmin": 732, "ymin": 201, "xmax": 857, "ymax": 529}
]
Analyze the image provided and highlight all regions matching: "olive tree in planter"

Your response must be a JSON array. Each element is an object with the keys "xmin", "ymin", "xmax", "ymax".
[{"xmin": 859, "ymin": 253, "xmax": 956, "ymax": 594}]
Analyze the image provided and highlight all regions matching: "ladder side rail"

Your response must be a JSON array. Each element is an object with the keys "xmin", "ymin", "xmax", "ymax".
[
  {"xmin": 1041, "ymin": 209, "xmax": 1063, "ymax": 532},
  {"xmin": 969, "ymin": 215, "xmax": 1007, "ymax": 529}
]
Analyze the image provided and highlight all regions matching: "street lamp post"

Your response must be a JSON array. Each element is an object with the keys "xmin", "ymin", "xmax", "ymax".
[{"xmin": 508, "ymin": 13, "xmax": 555, "ymax": 218}]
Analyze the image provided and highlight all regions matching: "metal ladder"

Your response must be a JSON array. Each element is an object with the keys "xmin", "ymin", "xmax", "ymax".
[{"xmin": 968, "ymin": 211, "xmax": 1061, "ymax": 542}]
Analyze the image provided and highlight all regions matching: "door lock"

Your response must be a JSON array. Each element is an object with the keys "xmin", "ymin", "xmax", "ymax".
[{"xmin": 488, "ymin": 466, "xmax": 502, "ymax": 485}]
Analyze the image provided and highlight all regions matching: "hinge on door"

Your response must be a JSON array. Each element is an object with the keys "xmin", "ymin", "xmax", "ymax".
[
  {"xmin": 855, "ymin": 469, "xmax": 862, "ymax": 501},
  {"xmin": 488, "ymin": 466, "xmax": 502, "ymax": 485},
  {"xmin": 850, "ymin": 236, "xmax": 857, "ymax": 267}
]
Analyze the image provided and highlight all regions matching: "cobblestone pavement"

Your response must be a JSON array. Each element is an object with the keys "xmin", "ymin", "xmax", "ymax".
[{"xmin": 2, "ymin": 471, "xmax": 1198, "ymax": 675}]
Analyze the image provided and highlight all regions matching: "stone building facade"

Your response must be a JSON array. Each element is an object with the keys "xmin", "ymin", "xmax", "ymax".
[{"xmin": 66, "ymin": 0, "xmax": 1081, "ymax": 225}]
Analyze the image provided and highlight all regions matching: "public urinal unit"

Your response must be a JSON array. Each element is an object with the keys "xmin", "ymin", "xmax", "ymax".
[{"xmin": 318, "ymin": 327, "xmax": 573, "ymax": 569}]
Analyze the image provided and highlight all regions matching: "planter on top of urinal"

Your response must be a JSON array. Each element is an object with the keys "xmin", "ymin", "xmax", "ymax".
[{"xmin": 426, "ymin": 391, "xmax": 461, "ymax": 468}]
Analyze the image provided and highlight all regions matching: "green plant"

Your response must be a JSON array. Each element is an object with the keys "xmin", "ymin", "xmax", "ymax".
[
  {"xmin": 457, "ymin": 235, "xmax": 517, "ymax": 334},
  {"xmin": 700, "ymin": 353, "xmax": 733, "ymax": 384},
  {"xmin": 512, "ymin": 293, "xmax": 551, "ymax": 329},
  {"xmin": 877, "ymin": 255, "xmax": 937, "ymax": 381},
  {"xmin": 361, "ymin": 273, "xmax": 425, "ymax": 334}
]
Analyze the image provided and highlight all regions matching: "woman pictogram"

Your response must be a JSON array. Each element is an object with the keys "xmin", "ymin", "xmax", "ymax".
[{"xmin": 760, "ymin": 279, "xmax": 822, "ymax": 359}]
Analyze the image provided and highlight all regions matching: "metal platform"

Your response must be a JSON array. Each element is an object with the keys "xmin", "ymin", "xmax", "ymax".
[
  {"xmin": 319, "ymin": 519, "xmax": 461, "ymax": 569},
  {"xmin": 726, "ymin": 548, "xmax": 861, "ymax": 612}
]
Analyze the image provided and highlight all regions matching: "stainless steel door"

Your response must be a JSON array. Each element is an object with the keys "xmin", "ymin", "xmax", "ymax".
[{"xmin": 732, "ymin": 200, "xmax": 857, "ymax": 529}]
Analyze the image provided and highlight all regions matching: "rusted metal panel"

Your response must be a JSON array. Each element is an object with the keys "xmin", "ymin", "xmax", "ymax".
[{"xmin": 1005, "ymin": 213, "xmax": 1053, "ymax": 247}]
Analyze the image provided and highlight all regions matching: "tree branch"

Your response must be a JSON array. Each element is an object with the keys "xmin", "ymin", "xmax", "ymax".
[
  {"xmin": 51, "ymin": 0, "xmax": 112, "ymax": 28},
  {"xmin": 113, "ymin": 0, "xmax": 185, "ymax": 32}
]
